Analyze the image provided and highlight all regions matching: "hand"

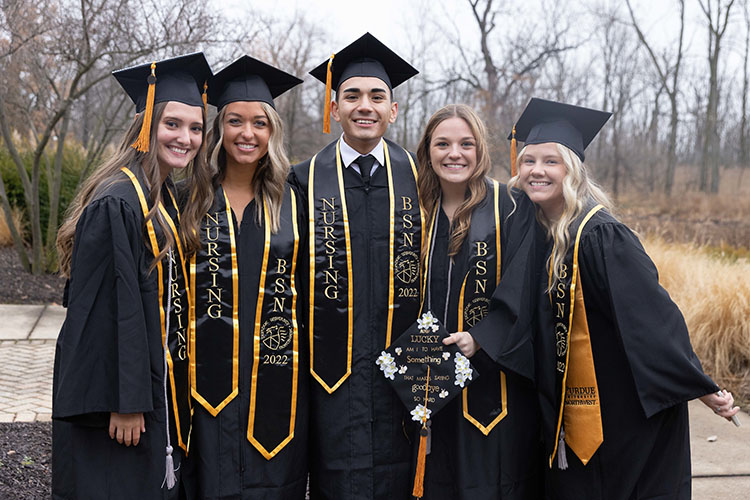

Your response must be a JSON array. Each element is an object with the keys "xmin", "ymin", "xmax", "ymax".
[
  {"xmin": 699, "ymin": 390, "xmax": 740, "ymax": 422},
  {"xmin": 109, "ymin": 412, "xmax": 146, "ymax": 446},
  {"xmin": 443, "ymin": 331, "xmax": 480, "ymax": 358}
]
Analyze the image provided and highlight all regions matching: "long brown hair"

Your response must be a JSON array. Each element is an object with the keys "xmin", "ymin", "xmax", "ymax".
[
  {"xmin": 57, "ymin": 102, "xmax": 212, "ymax": 276},
  {"xmin": 206, "ymin": 102, "xmax": 289, "ymax": 233},
  {"xmin": 416, "ymin": 104, "xmax": 492, "ymax": 257}
]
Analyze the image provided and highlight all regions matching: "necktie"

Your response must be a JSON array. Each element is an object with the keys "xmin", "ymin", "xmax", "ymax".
[{"xmin": 358, "ymin": 154, "xmax": 376, "ymax": 186}]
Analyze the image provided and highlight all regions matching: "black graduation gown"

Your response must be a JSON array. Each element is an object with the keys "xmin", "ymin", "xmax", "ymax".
[
  {"xmin": 536, "ymin": 211, "xmax": 719, "ymax": 500},
  {"xmin": 422, "ymin": 187, "xmax": 542, "ymax": 500},
  {"xmin": 189, "ymin": 190, "xmax": 309, "ymax": 499},
  {"xmin": 52, "ymin": 171, "xmax": 192, "ymax": 500},
  {"xmin": 289, "ymin": 139, "xmax": 418, "ymax": 500}
]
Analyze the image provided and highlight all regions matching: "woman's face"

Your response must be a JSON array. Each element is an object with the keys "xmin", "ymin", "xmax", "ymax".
[
  {"xmin": 518, "ymin": 142, "xmax": 567, "ymax": 220},
  {"xmin": 221, "ymin": 101, "xmax": 270, "ymax": 167},
  {"xmin": 429, "ymin": 117, "xmax": 477, "ymax": 192},
  {"xmin": 155, "ymin": 101, "xmax": 204, "ymax": 177}
]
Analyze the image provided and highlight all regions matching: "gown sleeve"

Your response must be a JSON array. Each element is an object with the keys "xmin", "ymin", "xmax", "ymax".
[
  {"xmin": 53, "ymin": 196, "xmax": 156, "ymax": 423},
  {"xmin": 469, "ymin": 190, "xmax": 541, "ymax": 381},
  {"xmin": 578, "ymin": 221, "xmax": 719, "ymax": 418}
]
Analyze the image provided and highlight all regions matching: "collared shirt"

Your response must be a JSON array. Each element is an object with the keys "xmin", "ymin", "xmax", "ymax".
[{"xmin": 339, "ymin": 134, "xmax": 384, "ymax": 176}]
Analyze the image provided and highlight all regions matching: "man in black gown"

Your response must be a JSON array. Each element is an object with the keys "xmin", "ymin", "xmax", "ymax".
[{"xmin": 289, "ymin": 33, "xmax": 423, "ymax": 500}]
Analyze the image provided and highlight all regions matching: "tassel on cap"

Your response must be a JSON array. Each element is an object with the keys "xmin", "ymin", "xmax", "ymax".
[
  {"xmin": 412, "ymin": 366, "xmax": 430, "ymax": 498},
  {"xmin": 131, "ymin": 62, "xmax": 157, "ymax": 153},
  {"xmin": 202, "ymin": 80, "xmax": 208, "ymax": 116},
  {"xmin": 510, "ymin": 125, "xmax": 518, "ymax": 178},
  {"xmin": 323, "ymin": 53, "xmax": 335, "ymax": 134}
]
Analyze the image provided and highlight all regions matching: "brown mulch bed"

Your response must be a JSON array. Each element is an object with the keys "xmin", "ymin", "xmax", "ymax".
[
  {"xmin": 0, "ymin": 247, "xmax": 65, "ymax": 304},
  {"xmin": 0, "ymin": 422, "xmax": 51, "ymax": 500}
]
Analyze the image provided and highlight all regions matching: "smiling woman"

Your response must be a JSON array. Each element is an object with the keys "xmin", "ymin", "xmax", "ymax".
[
  {"xmin": 507, "ymin": 97, "xmax": 738, "ymax": 500},
  {"xmin": 413, "ymin": 104, "xmax": 542, "ymax": 500},
  {"xmin": 187, "ymin": 55, "xmax": 308, "ymax": 498},
  {"xmin": 51, "ymin": 53, "xmax": 213, "ymax": 499}
]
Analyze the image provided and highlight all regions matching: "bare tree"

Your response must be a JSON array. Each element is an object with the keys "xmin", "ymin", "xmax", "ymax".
[
  {"xmin": 627, "ymin": 0, "xmax": 686, "ymax": 195},
  {"xmin": 0, "ymin": 0, "xmax": 221, "ymax": 273},
  {"xmin": 698, "ymin": 0, "xmax": 736, "ymax": 193}
]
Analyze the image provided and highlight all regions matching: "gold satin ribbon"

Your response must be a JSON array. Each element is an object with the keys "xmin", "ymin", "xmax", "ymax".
[
  {"xmin": 562, "ymin": 269, "xmax": 603, "ymax": 465},
  {"xmin": 549, "ymin": 204, "xmax": 604, "ymax": 466}
]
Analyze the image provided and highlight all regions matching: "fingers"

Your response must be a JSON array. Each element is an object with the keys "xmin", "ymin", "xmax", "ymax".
[
  {"xmin": 109, "ymin": 418, "xmax": 116, "ymax": 440},
  {"xmin": 140, "ymin": 413, "xmax": 146, "ymax": 433},
  {"xmin": 116, "ymin": 425, "xmax": 125, "ymax": 445},
  {"xmin": 442, "ymin": 333, "xmax": 458, "ymax": 346}
]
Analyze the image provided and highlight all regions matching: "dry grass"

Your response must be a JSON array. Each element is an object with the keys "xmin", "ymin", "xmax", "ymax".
[
  {"xmin": 0, "ymin": 206, "xmax": 24, "ymax": 247},
  {"xmin": 644, "ymin": 237, "xmax": 750, "ymax": 404}
]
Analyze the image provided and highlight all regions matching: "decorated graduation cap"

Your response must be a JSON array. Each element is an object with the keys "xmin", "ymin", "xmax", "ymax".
[
  {"xmin": 208, "ymin": 55, "xmax": 303, "ymax": 111},
  {"xmin": 376, "ymin": 311, "xmax": 477, "ymax": 498},
  {"xmin": 309, "ymin": 32, "xmax": 419, "ymax": 133},
  {"xmin": 508, "ymin": 98, "xmax": 612, "ymax": 176},
  {"xmin": 113, "ymin": 52, "xmax": 212, "ymax": 152}
]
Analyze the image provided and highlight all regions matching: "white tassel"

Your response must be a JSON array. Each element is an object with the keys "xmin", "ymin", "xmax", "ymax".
[
  {"xmin": 163, "ymin": 445, "xmax": 177, "ymax": 489},
  {"xmin": 557, "ymin": 427, "xmax": 568, "ymax": 470}
]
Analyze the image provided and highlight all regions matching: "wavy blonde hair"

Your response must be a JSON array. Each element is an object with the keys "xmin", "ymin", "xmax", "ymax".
[
  {"xmin": 207, "ymin": 102, "xmax": 289, "ymax": 233},
  {"xmin": 57, "ymin": 102, "xmax": 211, "ymax": 277},
  {"xmin": 417, "ymin": 104, "xmax": 492, "ymax": 258},
  {"xmin": 507, "ymin": 143, "xmax": 613, "ymax": 285}
]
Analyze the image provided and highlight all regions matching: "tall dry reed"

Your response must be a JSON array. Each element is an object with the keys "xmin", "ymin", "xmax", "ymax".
[
  {"xmin": 0, "ymin": 207, "xmax": 24, "ymax": 247},
  {"xmin": 644, "ymin": 237, "xmax": 750, "ymax": 395}
]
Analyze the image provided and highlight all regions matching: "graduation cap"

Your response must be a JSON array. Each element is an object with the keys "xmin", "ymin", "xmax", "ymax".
[
  {"xmin": 207, "ymin": 55, "xmax": 303, "ymax": 110},
  {"xmin": 376, "ymin": 311, "xmax": 477, "ymax": 498},
  {"xmin": 508, "ymin": 98, "xmax": 612, "ymax": 175},
  {"xmin": 113, "ymin": 52, "xmax": 212, "ymax": 152},
  {"xmin": 309, "ymin": 32, "xmax": 419, "ymax": 133}
]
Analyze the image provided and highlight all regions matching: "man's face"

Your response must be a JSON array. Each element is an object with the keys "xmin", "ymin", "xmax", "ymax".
[{"xmin": 331, "ymin": 76, "xmax": 398, "ymax": 153}]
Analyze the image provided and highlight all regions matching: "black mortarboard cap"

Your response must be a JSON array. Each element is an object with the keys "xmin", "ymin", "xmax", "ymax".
[
  {"xmin": 113, "ymin": 52, "xmax": 212, "ymax": 113},
  {"xmin": 208, "ymin": 55, "xmax": 303, "ymax": 110},
  {"xmin": 113, "ymin": 53, "xmax": 212, "ymax": 152},
  {"xmin": 310, "ymin": 32, "xmax": 418, "ymax": 91},
  {"xmin": 509, "ymin": 98, "xmax": 611, "ymax": 162},
  {"xmin": 376, "ymin": 311, "xmax": 477, "ymax": 497}
]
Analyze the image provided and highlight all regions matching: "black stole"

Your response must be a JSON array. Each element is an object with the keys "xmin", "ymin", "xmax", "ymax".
[
  {"xmin": 307, "ymin": 138, "xmax": 424, "ymax": 393},
  {"xmin": 190, "ymin": 186, "xmax": 300, "ymax": 460},
  {"xmin": 121, "ymin": 167, "xmax": 191, "ymax": 453},
  {"xmin": 423, "ymin": 179, "xmax": 507, "ymax": 435},
  {"xmin": 548, "ymin": 204, "xmax": 603, "ymax": 465}
]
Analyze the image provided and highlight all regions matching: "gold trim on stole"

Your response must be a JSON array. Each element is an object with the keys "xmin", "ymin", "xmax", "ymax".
[
  {"xmin": 189, "ymin": 188, "xmax": 240, "ymax": 416},
  {"xmin": 248, "ymin": 194, "xmax": 300, "ymax": 459},
  {"xmin": 548, "ymin": 204, "xmax": 604, "ymax": 467},
  {"xmin": 308, "ymin": 141, "xmax": 354, "ymax": 393},
  {"xmin": 458, "ymin": 180, "xmax": 507, "ymax": 435},
  {"xmin": 120, "ymin": 166, "xmax": 190, "ymax": 452}
]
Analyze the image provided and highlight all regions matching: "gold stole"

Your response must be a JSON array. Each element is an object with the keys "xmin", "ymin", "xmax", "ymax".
[
  {"xmin": 121, "ymin": 167, "xmax": 191, "ymax": 453},
  {"xmin": 307, "ymin": 139, "xmax": 424, "ymax": 393},
  {"xmin": 549, "ymin": 204, "xmax": 604, "ymax": 466}
]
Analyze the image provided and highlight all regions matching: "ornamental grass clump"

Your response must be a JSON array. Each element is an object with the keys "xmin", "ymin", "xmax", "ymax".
[{"xmin": 643, "ymin": 237, "xmax": 750, "ymax": 399}]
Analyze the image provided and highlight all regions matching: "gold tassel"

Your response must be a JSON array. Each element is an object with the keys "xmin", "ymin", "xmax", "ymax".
[
  {"xmin": 412, "ymin": 426, "xmax": 427, "ymax": 498},
  {"xmin": 412, "ymin": 365, "xmax": 430, "ymax": 498},
  {"xmin": 202, "ymin": 81, "xmax": 208, "ymax": 116},
  {"xmin": 131, "ymin": 62, "xmax": 157, "ymax": 153},
  {"xmin": 510, "ymin": 125, "xmax": 518, "ymax": 178},
  {"xmin": 323, "ymin": 53, "xmax": 335, "ymax": 134}
]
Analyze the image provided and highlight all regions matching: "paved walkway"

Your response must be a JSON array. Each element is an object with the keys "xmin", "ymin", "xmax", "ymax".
[{"xmin": 0, "ymin": 304, "xmax": 748, "ymax": 497}]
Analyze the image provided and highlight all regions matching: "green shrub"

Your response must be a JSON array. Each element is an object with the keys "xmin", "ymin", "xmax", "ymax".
[{"xmin": 0, "ymin": 142, "xmax": 87, "ymax": 245}]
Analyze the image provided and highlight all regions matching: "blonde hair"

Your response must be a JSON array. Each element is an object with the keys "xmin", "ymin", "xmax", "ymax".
[
  {"xmin": 416, "ymin": 104, "xmax": 492, "ymax": 257},
  {"xmin": 207, "ymin": 102, "xmax": 289, "ymax": 233},
  {"xmin": 507, "ymin": 143, "xmax": 614, "ymax": 285},
  {"xmin": 57, "ymin": 102, "xmax": 211, "ymax": 277}
]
